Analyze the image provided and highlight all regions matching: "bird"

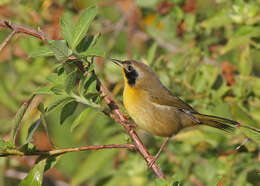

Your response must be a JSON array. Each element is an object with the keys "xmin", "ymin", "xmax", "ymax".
[{"xmin": 111, "ymin": 59, "xmax": 260, "ymax": 167}]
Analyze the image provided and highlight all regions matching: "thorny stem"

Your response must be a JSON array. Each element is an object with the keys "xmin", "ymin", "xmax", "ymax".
[{"xmin": 0, "ymin": 19, "xmax": 166, "ymax": 178}]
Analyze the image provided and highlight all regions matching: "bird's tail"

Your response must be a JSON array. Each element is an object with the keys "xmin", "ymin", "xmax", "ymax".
[{"xmin": 193, "ymin": 113, "xmax": 260, "ymax": 133}]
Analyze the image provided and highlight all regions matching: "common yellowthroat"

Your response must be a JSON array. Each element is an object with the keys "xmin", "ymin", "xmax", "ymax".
[{"xmin": 111, "ymin": 59, "xmax": 260, "ymax": 166}]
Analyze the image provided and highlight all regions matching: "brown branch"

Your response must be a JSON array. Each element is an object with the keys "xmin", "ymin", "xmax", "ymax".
[
  {"xmin": 0, "ymin": 144, "xmax": 136, "ymax": 157},
  {"xmin": 0, "ymin": 19, "xmax": 50, "ymax": 40},
  {"xmin": 1, "ymin": 19, "xmax": 165, "ymax": 179}
]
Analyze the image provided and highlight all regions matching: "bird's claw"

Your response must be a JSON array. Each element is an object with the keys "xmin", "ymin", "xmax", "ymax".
[
  {"xmin": 148, "ymin": 157, "xmax": 157, "ymax": 169},
  {"xmin": 127, "ymin": 121, "xmax": 137, "ymax": 129}
]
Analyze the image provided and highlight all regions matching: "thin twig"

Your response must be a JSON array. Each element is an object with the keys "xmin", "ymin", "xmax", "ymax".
[
  {"xmin": 0, "ymin": 19, "xmax": 50, "ymax": 40},
  {"xmin": 0, "ymin": 30, "xmax": 16, "ymax": 52},
  {"xmin": 0, "ymin": 144, "xmax": 136, "ymax": 157}
]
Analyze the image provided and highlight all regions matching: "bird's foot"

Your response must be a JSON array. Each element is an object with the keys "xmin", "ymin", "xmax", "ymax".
[
  {"xmin": 127, "ymin": 121, "xmax": 137, "ymax": 129},
  {"xmin": 147, "ymin": 155, "xmax": 158, "ymax": 169},
  {"xmin": 147, "ymin": 137, "xmax": 170, "ymax": 169}
]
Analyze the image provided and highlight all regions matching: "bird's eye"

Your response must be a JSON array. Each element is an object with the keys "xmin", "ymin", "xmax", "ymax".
[{"xmin": 127, "ymin": 65, "xmax": 133, "ymax": 72}]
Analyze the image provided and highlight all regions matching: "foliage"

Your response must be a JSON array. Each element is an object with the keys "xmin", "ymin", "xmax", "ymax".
[{"xmin": 0, "ymin": 0, "xmax": 260, "ymax": 185}]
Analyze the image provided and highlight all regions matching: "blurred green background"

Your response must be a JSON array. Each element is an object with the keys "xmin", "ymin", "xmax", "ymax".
[{"xmin": 0, "ymin": 0, "xmax": 260, "ymax": 185}]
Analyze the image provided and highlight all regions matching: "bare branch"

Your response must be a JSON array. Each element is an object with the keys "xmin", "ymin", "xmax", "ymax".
[
  {"xmin": 0, "ymin": 30, "xmax": 16, "ymax": 52},
  {"xmin": 0, "ymin": 144, "xmax": 136, "ymax": 157},
  {"xmin": 0, "ymin": 19, "xmax": 50, "ymax": 40}
]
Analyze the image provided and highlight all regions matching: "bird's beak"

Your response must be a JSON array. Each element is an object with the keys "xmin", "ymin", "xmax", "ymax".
[{"xmin": 111, "ymin": 59, "xmax": 124, "ymax": 67}]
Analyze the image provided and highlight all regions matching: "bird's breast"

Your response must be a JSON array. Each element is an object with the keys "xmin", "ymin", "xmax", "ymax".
[{"xmin": 123, "ymin": 85, "xmax": 180, "ymax": 137}]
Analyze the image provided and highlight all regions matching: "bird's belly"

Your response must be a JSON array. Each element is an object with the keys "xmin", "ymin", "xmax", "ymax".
[{"xmin": 123, "ymin": 88, "xmax": 180, "ymax": 137}]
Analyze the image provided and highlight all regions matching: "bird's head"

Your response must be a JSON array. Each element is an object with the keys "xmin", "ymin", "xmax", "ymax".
[{"xmin": 111, "ymin": 59, "xmax": 160, "ymax": 89}]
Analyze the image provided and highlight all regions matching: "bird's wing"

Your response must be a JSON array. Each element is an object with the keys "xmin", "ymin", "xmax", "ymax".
[
  {"xmin": 148, "ymin": 90, "xmax": 201, "ymax": 123},
  {"xmin": 146, "ymin": 88, "xmax": 197, "ymax": 113}
]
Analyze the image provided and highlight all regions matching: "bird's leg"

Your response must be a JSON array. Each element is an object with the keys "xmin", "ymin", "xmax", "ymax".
[
  {"xmin": 126, "ymin": 121, "xmax": 137, "ymax": 128},
  {"xmin": 148, "ymin": 137, "xmax": 170, "ymax": 168}
]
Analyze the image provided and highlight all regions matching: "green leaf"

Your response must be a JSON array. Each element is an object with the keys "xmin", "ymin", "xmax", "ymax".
[
  {"xmin": 84, "ymin": 73, "xmax": 97, "ymax": 92},
  {"xmin": 50, "ymin": 84, "xmax": 65, "ymax": 95},
  {"xmin": 73, "ymin": 109, "xmax": 99, "ymax": 142},
  {"xmin": 0, "ymin": 83, "xmax": 18, "ymax": 112},
  {"xmin": 46, "ymin": 97, "xmax": 74, "ymax": 113},
  {"xmin": 234, "ymin": 164, "xmax": 260, "ymax": 186},
  {"xmin": 240, "ymin": 127, "xmax": 260, "ymax": 146},
  {"xmin": 11, "ymin": 95, "xmax": 35, "ymax": 144},
  {"xmin": 240, "ymin": 76, "xmax": 260, "ymax": 95},
  {"xmin": 34, "ymin": 87, "xmax": 54, "ymax": 95},
  {"xmin": 88, "ymin": 33, "xmax": 101, "ymax": 48},
  {"xmin": 86, "ymin": 62, "xmax": 95, "ymax": 73},
  {"xmin": 77, "ymin": 33, "xmax": 101, "ymax": 53},
  {"xmin": 79, "ymin": 73, "xmax": 97, "ymax": 96},
  {"xmin": 0, "ymin": 139, "xmax": 14, "ymax": 151},
  {"xmin": 71, "ymin": 6, "xmax": 97, "ymax": 51},
  {"xmin": 76, "ymin": 34, "xmax": 103, "ymax": 56},
  {"xmin": 0, "ymin": 139, "xmax": 7, "ymax": 151},
  {"xmin": 76, "ymin": 35, "xmax": 94, "ymax": 53},
  {"xmin": 78, "ymin": 47, "xmax": 105, "ymax": 57},
  {"xmin": 192, "ymin": 71, "xmax": 207, "ymax": 93},
  {"xmin": 44, "ymin": 155, "xmax": 60, "ymax": 171},
  {"xmin": 213, "ymin": 83, "xmax": 231, "ymax": 99},
  {"xmin": 221, "ymin": 26, "xmax": 260, "ymax": 54},
  {"xmin": 46, "ymin": 73, "xmax": 65, "ymax": 84},
  {"xmin": 201, "ymin": 9, "xmax": 232, "ymax": 29},
  {"xmin": 147, "ymin": 43, "xmax": 157, "ymax": 65},
  {"xmin": 57, "ymin": 66, "xmax": 65, "ymax": 75},
  {"xmin": 60, "ymin": 101, "xmax": 78, "ymax": 124},
  {"xmin": 221, "ymin": 37, "xmax": 250, "ymax": 54},
  {"xmin": 71, "ymin": 134, "xmax": 124, "ymax": 185},
  {"xmin": 230, "ymin": 104, "xmax": 258, "ymax": 127},
  {"xmin": 175, "ymin": 129, "xmax": 221, "ymax": 147},
  {"xmin": 70, "ymin": 107, "xmax": 92, "ymax": 131},
  {"xmin": 65, "ymin": 70, "xmax": 77, "ymax": 94},
  {"xmin": 239, "ymin": 45, "xmax": 252, "ymax": 76},
  {"xmin": 192, "ymin": 65, "xmax": 219, "ymax": 93},
  {"xmin": 201, "ymin": 65, "xmax": 219, "ymax": 88},
  {"xmin": 154, "ymin": 178, "xmax": 180, "ymax": 186},
  {"xmin": 19, "ymin": 143, "xmax": 36, "ymax": 155},
  {"xmin": 60, "ymin": 12, "xmax": 74, "ymax": 47},
  {"xmin": 48, "ymin": 40, "xmax": 72, "ymax": 60},
  {"xmin": 79, "ymin": 76, "xmax": 88, "ymax": 96},
  {"xmin": 20, "ymin": 159, "xmax": 46, "ymax": 186},
  {"xmin": 135, "ymin": 0, "xmax": 157, "ymax": 8},
  {"xmin": 36, "ymin": 154, "xmax": 61, "ymax": 172},
  {"xmin": 25, "ymin": 119, "xmax": 41, "ymax": 144},
  {"xmin": 29, "ymin": 46, "xmax": 54, "ymax": 58}
]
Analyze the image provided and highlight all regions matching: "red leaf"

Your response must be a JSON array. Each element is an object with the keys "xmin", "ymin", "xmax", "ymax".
[
  {"xmin": 183, "ymin": 0, "xmax": 196, "ymax": 14},
  {"xmin": 157, "ymin": 1, "xmax": 173, "ymax": 15},
  {"xmin": 221, "ymin": 61, "xmax": 236, "ymax": 86}
]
